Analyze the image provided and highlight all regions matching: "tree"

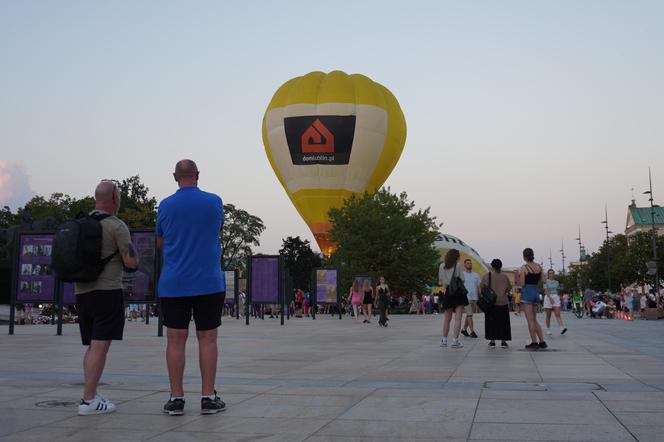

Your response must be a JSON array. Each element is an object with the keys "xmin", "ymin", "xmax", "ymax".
[
  {"xmin": 118, "ymin": 175, "xmax": 158, "ymax": 228},
  {"xmin": 221, "ymin": 203, "xmax": 266, "ymax": 271},
  {"xmin": 565, "ymin": 231, "xmax": 664, "ymax": 292},
  {"xmin": 279, "ymin": 236, "xmax": 322, "ymax": 290},
  {"xmin": 0, "ymin": 175, "xmax": 157, "ymax": 261},
  {"xmin": 328, "ymin": 188, "xmax": 441, "ymax": 295}
]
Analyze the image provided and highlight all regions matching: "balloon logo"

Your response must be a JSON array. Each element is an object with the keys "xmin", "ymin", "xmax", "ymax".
[{"xmin": 262, "ymin": 70, "xmax": 407, "ymax": 255}]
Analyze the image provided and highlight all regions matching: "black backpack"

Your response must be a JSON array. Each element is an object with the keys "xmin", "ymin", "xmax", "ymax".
[{"xmin": 52, "ymin": 212, "xmax": 119, "ymax": 282}]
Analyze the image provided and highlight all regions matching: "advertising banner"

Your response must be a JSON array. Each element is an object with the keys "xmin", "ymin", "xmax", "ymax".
[
  {"xmin": 15, "ymin": 231, "xmax": 155, "ymax": 305},
  {"xmin": 250, "ymin": 256, "xmax": 279, "ymax": 304},
  {"xmin": 122, "ymin": 231, "xmax": 155, "ymax": 302},
  {"xmin": 315, "ymin": 268, "xmax": 338, "ymax": 304},
  {"xmin": 224, "ymin": 270, "xmax": 236, "ymax": 304},
  {"xmin": 16, "ymin": 234, "xmax": 58, "ymax": 303}
]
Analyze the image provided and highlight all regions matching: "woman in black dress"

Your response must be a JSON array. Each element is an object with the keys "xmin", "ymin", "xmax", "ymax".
[
  {"xmin": 481, "ymin": 259, "xmax": 513, "ymax": 348},
  {"xmin": 376, "ymin": 276, "xmax": 390, "ymax": 327}
]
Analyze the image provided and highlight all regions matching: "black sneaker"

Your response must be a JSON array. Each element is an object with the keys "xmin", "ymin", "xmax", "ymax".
[
  {"xmin": 488, "ymin": 341, "xmax": 496, "ymax": 348},
  {"xmin": 470, "ymin": 332, "xmax": 478, "ymax": 338},
  {"xmin": 460, "ymin": 329, "xmax": 469, "ymax": 337},
  {"xmin": 201, "ymin": 391, "xmax": 226, "ymax": 415},
  {"xmin": 525, "ymin": 342, "xmax": 539, "ymax": 350},
  {"xmin": 501, "ymin": 341, "xmax": 509, "ymax": 348},
  {"xmin": 561, "ymin": 328, "xmax": 567, "ymax": 335},
  {"xmin": 163, "ymin": 398, "xmax": 185, "ymax": 416},
  {"xmin": 538, "ymin": 341, "xmax": 548, "ymax": 349}
]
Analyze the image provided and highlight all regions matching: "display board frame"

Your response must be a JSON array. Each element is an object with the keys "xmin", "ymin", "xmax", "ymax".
[
  {"xmin": 246, "ymin": 255, "xmax": 284, "ymax": 325},
  {"xmin": 313, "ymin": 267, "xmax": 341, "ymax": 319},
  {"xmin": 9, "ymin": 229, "xmax": 157, "ymax": 335}
]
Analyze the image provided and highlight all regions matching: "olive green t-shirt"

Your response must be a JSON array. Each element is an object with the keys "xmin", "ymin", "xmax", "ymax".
[{"xmin": 74, "ymin": 211, "xmax": 131, "ymax": 295}]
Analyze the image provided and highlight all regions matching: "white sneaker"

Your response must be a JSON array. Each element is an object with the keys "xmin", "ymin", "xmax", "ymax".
[
  {"xmin": 545, "ymin": 329, "xmax": 552, "ymax": 336},
  {"xmin": 451, "ymin": 340, "xmax": 463, "ymax": 348},
  {"xmin": 440, "ymin": 338, "xmax": 447, "ymax": 347},
  {"xmin": 78, "ymin": 395, "xmax": 116, "ymax": 415}
]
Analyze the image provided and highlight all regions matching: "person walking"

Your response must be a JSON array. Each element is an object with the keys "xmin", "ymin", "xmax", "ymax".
[
  {"xmin": 157, "ymin": 160, "xmax": 226, "ymax": 416},
  {"xmin": 376, "ymin": 276, "xmax": 390, "ymax": 327},
  {"xmin": 461, "ymin": 259, "xmax": 480, "ymax": 338},
  {"xmin": 439, "ymin": 249, "xmax": 468, "ymax": 348},
  {"xmin": 543, "ymin": 270, "xmax": 567, "ymax": 335},
  {"xmin": 75, "ymin": 180, "xmax": 139, "ymax": 415},
  {"xmin": 519, "ymin": 248, "xmax": 547, "ymax": 349},
  {"xmin": 349, "ymin": 280, "xmax": 362, "ymax": 323},
  {"xmin": 361, "ymin": 279, "xmax": 374, "ymax": 323},
  {"xmin": 481, "ymin": 259, "xmax": 512, "ymax": 348}
]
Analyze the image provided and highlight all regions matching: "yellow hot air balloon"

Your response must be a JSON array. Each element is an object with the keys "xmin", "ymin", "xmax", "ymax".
[{"xmin": 262, "ymin": 71, "xmax": 406, "ymax": 255}]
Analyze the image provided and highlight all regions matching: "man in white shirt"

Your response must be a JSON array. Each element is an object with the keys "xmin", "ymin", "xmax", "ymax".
[{"xmin": 461, "ymin": 259, "xmax": 481, "ymax": 338}]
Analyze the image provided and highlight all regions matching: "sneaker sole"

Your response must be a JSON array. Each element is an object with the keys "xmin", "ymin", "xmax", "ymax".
[
  {"xmin": 201, "ymin": 407, "xmax": 226, "ymax": 415},
  {"xmin": 78, "ymin": 408, "xmax": 116, "ymax": 416},
  {"xmin": 163, "ymin": 409, "xmax": 185, "ymax": 416}
]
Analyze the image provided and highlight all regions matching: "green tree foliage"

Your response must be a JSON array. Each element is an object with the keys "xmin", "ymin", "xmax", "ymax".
[
  {"xmin": 118, "ymin": 175, "xmax": 158, "ymax": 228},
  {"xmin": 279, "ymin": 236, "xmax": 322, "ymax": 291},
  {"xmin": 560, "ymin": 231, "xmax": 664, "ymax": 292},
  {"xmin": 221, "ymin": 203, "xmax": 266, "ymax": 271},
  {"xmin": 0, "ymin": 175, "xmax": 155, "ymax": 260},
  {"xmin": 328, "ymin": 188, "xmax": 440, "ymax": 295}
]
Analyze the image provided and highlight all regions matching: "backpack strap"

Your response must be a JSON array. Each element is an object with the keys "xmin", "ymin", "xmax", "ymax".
[{"xmin": 90, "ymin": 212, "xmax": 120, "ymax": 264}]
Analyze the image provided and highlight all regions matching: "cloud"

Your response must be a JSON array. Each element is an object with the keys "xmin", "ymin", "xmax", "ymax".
[{"xmin": 0, "ymin": 161, "xmax": 35, "ymax": 210}]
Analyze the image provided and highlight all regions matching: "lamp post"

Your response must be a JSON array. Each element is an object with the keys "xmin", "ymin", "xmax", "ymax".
[
  {"xmin": 560, "ymin": 240, "xmax": 566, "ymax": 275},
  {"xmin": 601, "ymin": 204, "xmax": 613, "ymax": 293},
  {"xmin": 576, "ymin": 225, "xmax": 587, "ymax": 262},
  {"xmin": 644, "ymin": 168, "xmax": 659, "ymax": 292}
]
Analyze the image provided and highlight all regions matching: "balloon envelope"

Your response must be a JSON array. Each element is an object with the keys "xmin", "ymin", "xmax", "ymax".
[{"xmin": 262, "ymin": 71, "xmax": 406, "ymax": 254}]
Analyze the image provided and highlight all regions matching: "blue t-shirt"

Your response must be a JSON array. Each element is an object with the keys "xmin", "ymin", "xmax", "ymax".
[{"xmin": 156, "ymin": 186, "xmax": 225, "ymax": 297}]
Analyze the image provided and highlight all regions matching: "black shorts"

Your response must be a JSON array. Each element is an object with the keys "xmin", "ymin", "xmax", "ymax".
[
  {"xmin": 76, "ymin": 289, "xmax": 125, "ymax": 346},
  {"xmin": 161, "ymin": 292, "xmax": 225, "ymax": 331}
]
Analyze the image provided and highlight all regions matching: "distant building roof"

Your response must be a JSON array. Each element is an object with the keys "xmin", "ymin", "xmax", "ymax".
[{"xmin": 628, "ymin": 205, "xmax": 664, "ymax": 225}]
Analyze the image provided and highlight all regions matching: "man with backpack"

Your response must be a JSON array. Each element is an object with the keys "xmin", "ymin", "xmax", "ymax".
[
  {"xmin": 56, "ymin": 180, "xmax": 139, "ymax": 415},
  {"xmin": 157, "ymin": 159, "xmax": 226, "ymax": 416}
]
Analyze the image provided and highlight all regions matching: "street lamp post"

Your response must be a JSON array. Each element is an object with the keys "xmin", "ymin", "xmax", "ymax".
[
  {"xmin": 601, "ymin": 204, "xmax": 613, "ymax": 293},
  {"xmin": 644, "ymin": 168, "xmax": 659, "ymax": 292},
  {"xmin": 560, "ymin": 240, "xmax": 566, "ymax": 275}
]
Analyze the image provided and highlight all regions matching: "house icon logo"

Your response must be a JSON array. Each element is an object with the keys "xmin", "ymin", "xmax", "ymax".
[
  {"xmin": 284, "ymin": 115, "xmax": 356, "ymax": 165},
  {"xmin": 301, "ymin": 119, "xmax": 334, "ymax": 153}
]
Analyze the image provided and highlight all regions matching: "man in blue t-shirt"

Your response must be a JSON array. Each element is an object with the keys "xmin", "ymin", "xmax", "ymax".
[{"xmin": 157, "ymin": 159, "xmax": 226, "ymax": 416}]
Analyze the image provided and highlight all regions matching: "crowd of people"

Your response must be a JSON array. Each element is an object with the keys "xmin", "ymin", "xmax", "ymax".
[{"xmin": 12, "ymin": 159, "xmax": 663, "ymax": 420}]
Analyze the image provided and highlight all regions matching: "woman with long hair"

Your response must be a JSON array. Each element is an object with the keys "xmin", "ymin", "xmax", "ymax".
[
  {"xmin": 438, "ymin": 249, "xmax": 468, "ymax": 348},
  {"xmin": 349, "ymin": 280, "xmax": 362, "ymax": 323},
  {"xmin": 376, "ymin": 276, "xmax": 390, "ymax": 327},
  {"xmin": 361, "ymin": 279, "xmax": 374, "ymax": 323},
  {"xmin": 519, "ymin": 248, "xmax": 547, "ymax": 349},
  {"xmin": 544, "ymin": 269, "xmax": 567, "ymax": 336},
  {"xmin": 482, "ymin": 259, "xmax": 512, "ymax": 348}
]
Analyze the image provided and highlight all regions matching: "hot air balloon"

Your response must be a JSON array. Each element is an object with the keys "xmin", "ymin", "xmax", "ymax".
[
  {"xmin": 434, "ymin": 234, "xmax": 489, "ymax": 278},
  {"xmin": 262, "ymin": 71, "xmax": 406, "ymax": 255}
]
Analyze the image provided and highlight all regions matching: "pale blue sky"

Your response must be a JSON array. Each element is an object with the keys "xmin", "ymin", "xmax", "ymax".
[{"xmin": 1, "ymin": 0, "xmax": 663, "ymax": 268}]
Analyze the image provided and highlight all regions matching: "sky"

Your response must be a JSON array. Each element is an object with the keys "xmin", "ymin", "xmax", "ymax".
[{"xmin": 1, "ymin": 0, "xmax": 663, "ymax": 268}]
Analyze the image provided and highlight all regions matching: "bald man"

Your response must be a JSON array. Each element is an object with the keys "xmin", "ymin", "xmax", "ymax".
[
  {"xmin": 157, "ymin": 160, "xmax": 226, "ymax": 416},
  {"xmin": 76, "ymin": 180, "xmax": 138, "ymax": 415}
]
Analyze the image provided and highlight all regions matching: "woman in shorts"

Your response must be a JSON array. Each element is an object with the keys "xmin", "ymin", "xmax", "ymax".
[
  {"xmin": 361, "ymin": 280, "xmax": 374, "ymax": 323},
  {"xmin": 438, "ymin": 249, "xmax": 468, "ymax": 348},
  {"xmin": 543, "ymin": 270, "xmax": 567, "ymax": 336},
  {"xmin": 519, "ymin": 248, "xmax": 547, "ymax": 349}
]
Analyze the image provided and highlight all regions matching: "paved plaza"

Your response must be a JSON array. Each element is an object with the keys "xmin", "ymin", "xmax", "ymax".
[{"xmin": 1, "ymin": 312, "xmax": 663, "ymax": 441}]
